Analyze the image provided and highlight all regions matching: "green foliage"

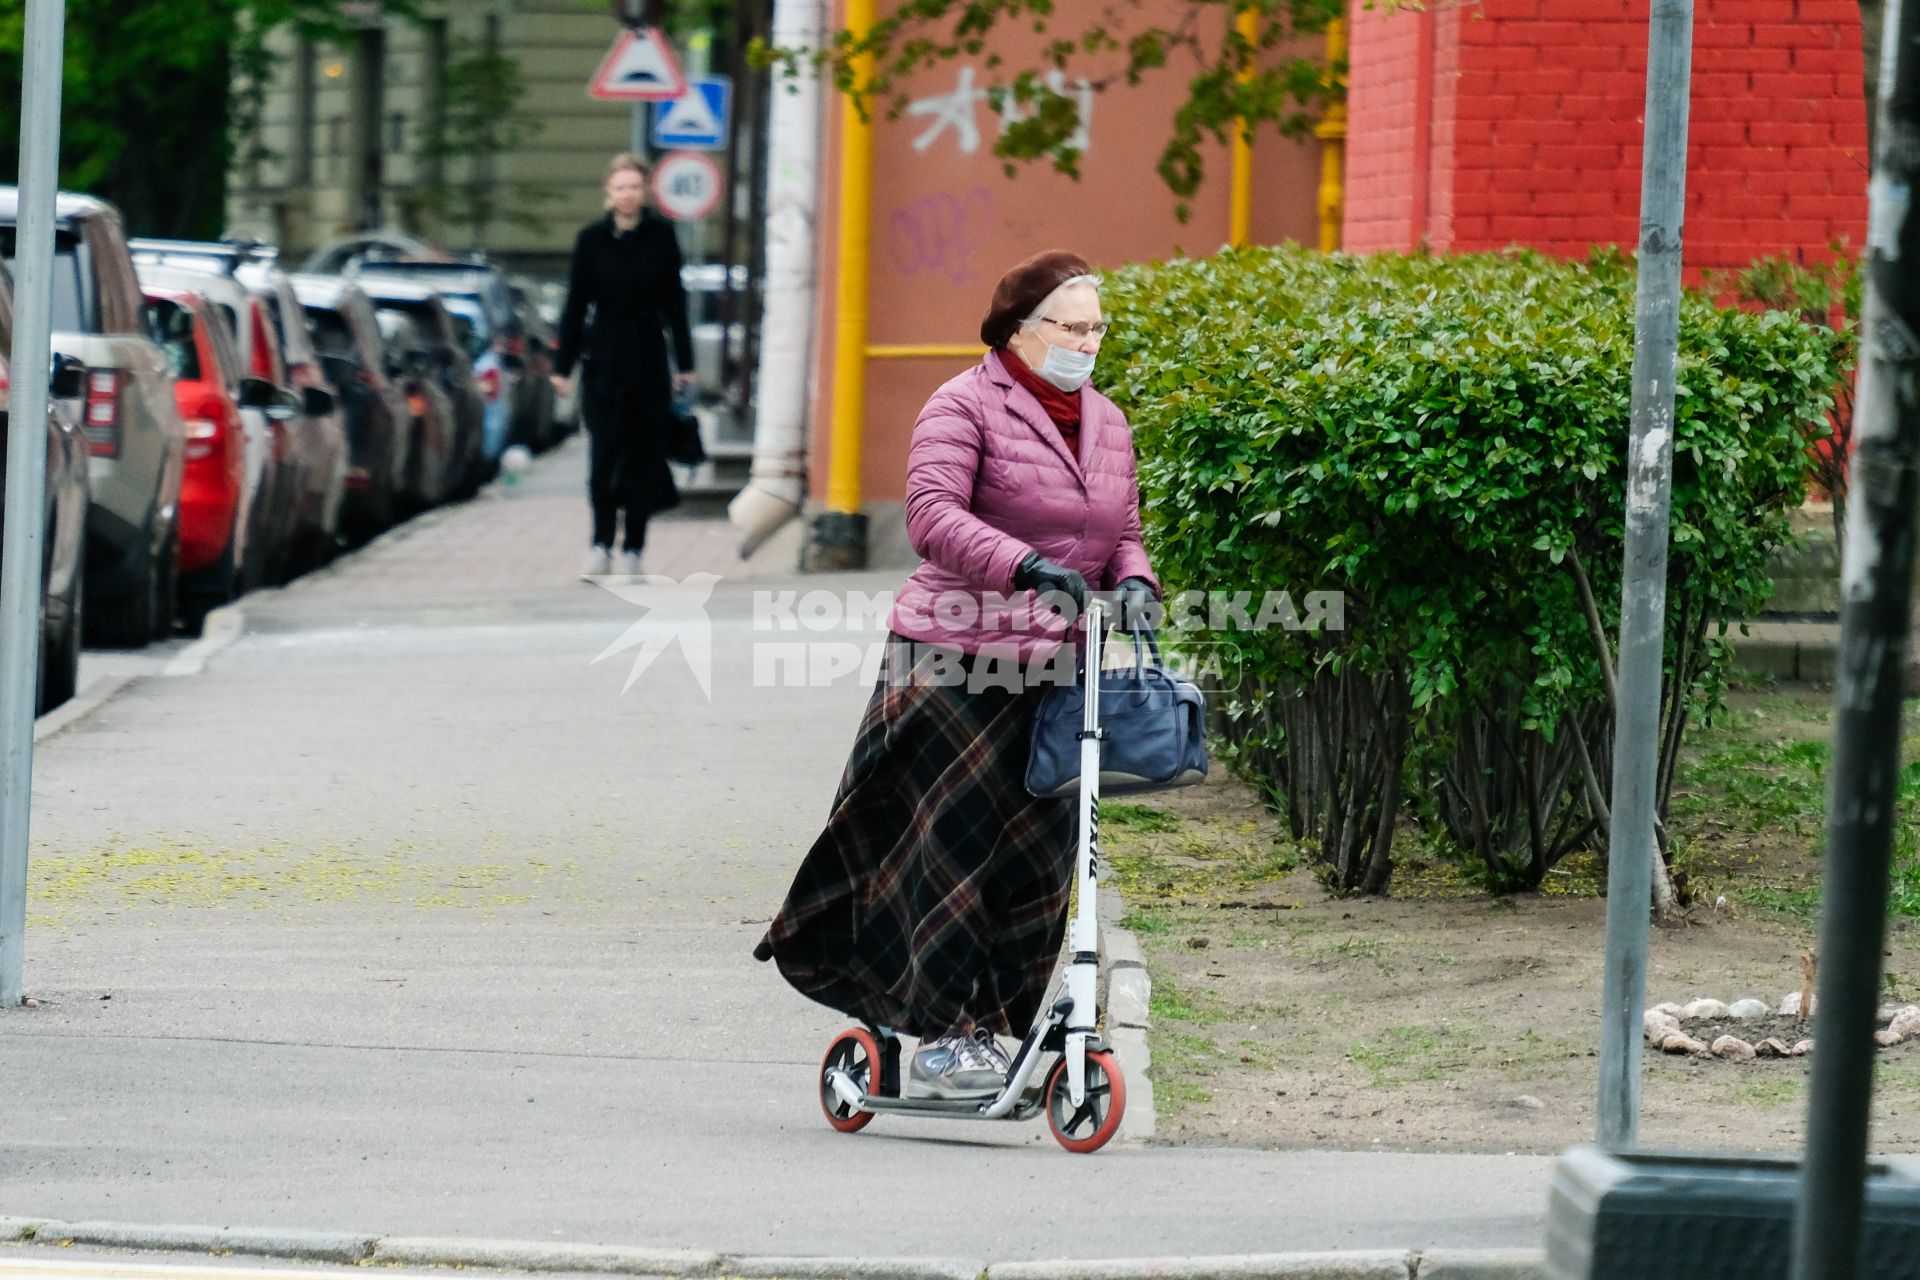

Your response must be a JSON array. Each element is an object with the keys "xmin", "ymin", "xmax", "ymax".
[
  {"xmin": 1671, "ymin": 697, "xmax": 1920, "ymax": 918},
  {"xmin": 1097, "ymin": 244, "xmax": 1845, "ymax": 894},
  {"xmin": 0, "ymin": 1, "xmax": 412, "ymax": 237},
  {"xmin": 753, "ymin": 0, "xmax": 1346, "ymax": 218},
  {"xmin": 416, "ymin": 35, "xmax": 558, "ymax": 245},
  {"xmin": 1723, "ymin": 250, "xmax": 1861, "ymax": 553}
]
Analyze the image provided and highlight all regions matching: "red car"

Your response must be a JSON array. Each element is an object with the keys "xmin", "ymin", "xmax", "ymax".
[{"xmin": 142, "ymin": 284, "xmax": 267, "ymax": 633}]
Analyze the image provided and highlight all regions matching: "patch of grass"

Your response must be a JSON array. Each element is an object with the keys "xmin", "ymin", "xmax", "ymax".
[
  {"xmin": 1101, "ymin": 802, "xmax": 1180, "ymax": 834},
  {"xmin": 1719, "ymin": 1075, "xmax": 1805, "ymax": 1109},
  {"xmin": 1150, "ymin": 976, "xmax": 1233, "ymax": 1027},
  {"xmin": 1314, "ymin": 935, "xmax": 1393, "ymax": 971},
  {"xmin": 1736, "ymin": 883, "xmax": 1823, "ymax": 920},
  {"xmin": 1672, "ymin": 694, "xmax": 1920, "ymax": 917},
  {"xmin": 1150, "ymin": 1029, "xmax": 1228, "ymax": 1117},
  {"xmin": 1120, "ymin": 909, "xmax": 1174, "ymax": 936},
  {"xmin": 1346, "ymin": 1020, "xmax": 1494, "ymax": 1088}
]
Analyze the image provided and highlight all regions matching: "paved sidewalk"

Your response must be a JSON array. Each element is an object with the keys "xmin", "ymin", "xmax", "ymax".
[{"xmin": 4, "ymin": 442, "xmax": 1557, "ymax": 1260}]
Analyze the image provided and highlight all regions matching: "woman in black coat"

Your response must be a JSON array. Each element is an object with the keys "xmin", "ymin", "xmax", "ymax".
[{"xmin": 552, "ymin": 153, "xmax": 695, "ymax": 578}]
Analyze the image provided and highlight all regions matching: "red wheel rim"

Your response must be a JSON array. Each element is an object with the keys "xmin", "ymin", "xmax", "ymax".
[
  {"xmin": 1046, "ymin": 1050, "xmax": 1127, "ymax": 1153},
  {"xmin": 819, "ymin": 1029, "xmax": 879, "ymax": 1133}
]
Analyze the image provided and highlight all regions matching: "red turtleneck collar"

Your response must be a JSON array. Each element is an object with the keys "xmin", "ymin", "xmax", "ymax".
[{"xmin": 998, "ymin": 346, "xmax": 1082, "ymax": 456}]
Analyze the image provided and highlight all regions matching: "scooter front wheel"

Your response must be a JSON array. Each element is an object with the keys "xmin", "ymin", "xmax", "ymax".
[
  {"xmin": 1044, "ymin": 1049, "xmax": 1127, "ymax": 1153},
  {"xmin": 819, "ymin": 1028, "xmax": 881, "ymax": 1133}
]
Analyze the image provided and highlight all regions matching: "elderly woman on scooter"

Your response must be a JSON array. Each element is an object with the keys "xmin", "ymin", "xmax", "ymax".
[{"xmin": 755, "ymin": 250, "xmax": 1158, "ymax": 1099}]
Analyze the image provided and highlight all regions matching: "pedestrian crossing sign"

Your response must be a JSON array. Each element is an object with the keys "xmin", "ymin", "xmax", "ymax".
[
  {"xmin": 588, "ymin": 27, "xmax": 688, "ymax": 102},
  {"xmin": 652, "ymin": 77, "xmax": 731, "ymax": 150}
]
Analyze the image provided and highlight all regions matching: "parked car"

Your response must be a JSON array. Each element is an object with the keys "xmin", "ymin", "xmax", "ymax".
[
  {"xmin": 287, "ymin": 274, "xmax": 411, "ymax": 541},
  {"xmin": 0, "ymin": 263, "xmax": 90, "ymax": 711},
  {"xmin": 127, "ymin": 236, "xmax": 278, "ymax": 279},
  {"xmin": 350, "ymin": 258, "xmax": 550, "ymax": 459},
  {"xmin": 240, "ymin": 267, "xmax": 348, "ymax": 573},
  {"xmin": 301, "ymin": 231, "xmax": 436, "ymax": 276},
  {"xmin": 140, "ymin": 280, "xmax": 275, "ymax": 632},
  {"xmin": 352, "ymin": 276, "xmax": 486, "ymax": 497},
  {"xmin": 0, "ymin": 189, "xmax": 185, "ymax": 647},
  {"xmin": 507, "ymin": 278, "xmax": 567, "ymax": 445},
  {"xmin": 131, "ymin": 238, "xmax": 348, "ymax": 576},
  {"xmin": 371, "ymin": 307, "xmax": 459, "ymax": 514}
]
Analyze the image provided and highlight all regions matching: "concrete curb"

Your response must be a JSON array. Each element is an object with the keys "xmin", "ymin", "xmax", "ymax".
[
  {"xmin": 0, "ymin": 1221, "xmax": 1547, "ymax": 1280},
  {"xmin": 987, "ymin": 1257, "xmax": 1413, "ymax": 1280},
  {"xmin": 1098, "ymin": 885, "xmax": 1155, "ymax": 1144},
  {"xmin": 31, "ymin": 1220, "xmax": 375, "ymax": 1263},
  {"xmin": 1413, "ymin": 1251, "xmax": 1545, "ymax": 1279},
  {"xmin": 373, "ymin": 1237, "xmax": 716, "ymax": 1274},
  {"xmin": 162, "ymin": 602, "xmax": 248, "ymax": 677},
  {"xmin": 717, "ymin": 1258, "xmax": 987, "ymax": 1280},
  {"xmin": 31, "ymin": 672, "xmax": 139, "ymax": 744}
]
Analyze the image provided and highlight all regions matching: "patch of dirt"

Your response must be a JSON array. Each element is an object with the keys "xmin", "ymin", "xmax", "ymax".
[{"xmin": 1104, "ymin": 742, "xmax": 1920, "ymax": 1155}]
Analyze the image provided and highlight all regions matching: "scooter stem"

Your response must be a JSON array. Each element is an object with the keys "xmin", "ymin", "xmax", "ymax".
[{"xmin": 1063, "ymin": 597, "xmax": 1107, "ymax": 1107}]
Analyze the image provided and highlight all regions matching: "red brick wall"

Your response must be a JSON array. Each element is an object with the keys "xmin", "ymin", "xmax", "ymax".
[{"xmin": 1343, "ymin": 0, "xmax": 1868, "ymax": 271}]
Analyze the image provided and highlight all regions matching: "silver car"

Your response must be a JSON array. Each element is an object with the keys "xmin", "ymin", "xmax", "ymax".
[{"xmin": 0, "ymin": 189, "xmax": 185, "ymax": 647}]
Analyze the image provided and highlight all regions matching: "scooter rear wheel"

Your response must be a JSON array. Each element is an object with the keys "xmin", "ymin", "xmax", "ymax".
[
  {"xmin": 819, "ymin": 1028, "xmax": 881, "ymax": 1133},
  {"xmin": 1045, "ymin": 1049, "xmax": 1127, "ymax": 1153}
]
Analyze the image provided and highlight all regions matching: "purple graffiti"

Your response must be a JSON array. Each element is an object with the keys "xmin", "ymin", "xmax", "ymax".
[{"xmin": 886, "ymin": 187, "xmax": 994, "ymax": 285}]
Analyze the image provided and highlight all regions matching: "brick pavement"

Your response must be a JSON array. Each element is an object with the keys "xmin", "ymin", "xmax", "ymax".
[{"xmin": 283, "ymin": 434, "xmax": 770, "ymax": 604}]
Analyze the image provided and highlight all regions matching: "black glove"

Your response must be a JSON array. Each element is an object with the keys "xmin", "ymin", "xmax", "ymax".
[
  {"xmin": 1114, "ymin": 576, "xmax": 1160, "ymax": 630},
  {"xmin": 1013, "ymin": 552, "xmax": 1089, "ymax": 611}
]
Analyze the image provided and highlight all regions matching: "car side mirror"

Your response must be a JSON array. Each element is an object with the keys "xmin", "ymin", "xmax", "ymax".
[
  {"xmin": 49, "ymin": 355, "xmax": 87, "ymax": 399},
  {"xmin": 238, "ymin": 376, "xmax": 277, "ymax": 409},
  {"xmin": 302, "ymin": 386, "xmax": 336, "ymax": 418}
]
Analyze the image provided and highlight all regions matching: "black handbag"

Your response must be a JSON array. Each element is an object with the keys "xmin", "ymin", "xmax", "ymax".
[
  {"xmin": 667, "ymin": 393, "xmax": 707, "ymax": 466},
  {"xmin": 1024, "ymin": 622, "xmax": 1209, "ymax": 798}
]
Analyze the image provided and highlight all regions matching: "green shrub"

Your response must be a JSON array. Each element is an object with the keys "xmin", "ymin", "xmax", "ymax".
[{"xmin": 1099, "ymin": 245, "xmax": 1843, "ymax": 895}]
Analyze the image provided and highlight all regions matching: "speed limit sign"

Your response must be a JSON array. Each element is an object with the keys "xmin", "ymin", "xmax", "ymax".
[{"xmin": 651, "ymin": 151, "xmax": 724, "ymax": 222}]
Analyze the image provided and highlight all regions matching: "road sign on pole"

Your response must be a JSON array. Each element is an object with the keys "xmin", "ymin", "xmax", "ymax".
[
  {"xmin": 651, "ymin": 151, "xmax": 725, "ymax": 222},
  {"xmin": 1, "ymin": 0, "xmax": 69, "ymax": 1007},
  {"xmin": 588, "ymin": 27, "xmax": 688, "ymax": 102},
  {"xmin": 652, "ymin": 76, "xmax": 731, "ymax": 151}
]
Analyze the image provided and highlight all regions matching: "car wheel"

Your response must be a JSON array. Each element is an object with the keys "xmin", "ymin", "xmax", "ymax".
[
  {"xmin": 37, "ymin": 562, "xmax": 83, "ymax": 714},
  {"xmin": 154, "ymin": 520, "xmax": 180, "ymax": 638},
  {"xmin": 85, "ymin": 531, "xmax": 158, "ymax": 649}
]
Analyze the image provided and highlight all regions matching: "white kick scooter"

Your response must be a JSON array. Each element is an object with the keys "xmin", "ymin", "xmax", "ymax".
[{"xmin": 816, "ymin": 597, "xmax": 1128, "ymax": 1154}]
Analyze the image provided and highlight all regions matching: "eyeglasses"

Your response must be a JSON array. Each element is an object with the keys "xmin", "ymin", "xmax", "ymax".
[{"xmin": 1033, "ymin": 316, "xmax": 1111, "ymax": 341}]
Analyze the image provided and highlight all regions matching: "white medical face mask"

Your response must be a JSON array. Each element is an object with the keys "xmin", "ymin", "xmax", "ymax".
[{"xmin": 1035, "ymin": 342, "xmax": 1097, "ymax": 392}]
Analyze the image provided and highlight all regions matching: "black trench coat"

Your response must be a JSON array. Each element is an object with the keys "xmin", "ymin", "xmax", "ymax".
[{"xmin": 555, "ymin": 211, "xmax": 695, "ymax": 519}]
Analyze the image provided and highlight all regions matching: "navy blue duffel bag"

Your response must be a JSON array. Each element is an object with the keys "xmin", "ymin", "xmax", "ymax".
[{"xmin": 1024, "ymin": 624, "xmax": 1209, "ymax": 798}]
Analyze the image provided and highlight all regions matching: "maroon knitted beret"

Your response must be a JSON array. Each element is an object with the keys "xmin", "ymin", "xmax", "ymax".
[{"xmin": 979, "ymin": 250, "xmax": 1095, "ymax": 348}]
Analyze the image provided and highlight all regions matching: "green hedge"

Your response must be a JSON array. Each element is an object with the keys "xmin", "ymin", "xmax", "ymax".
[{"xmin": 1098, "ymin": 246, "xmax": 1843, "ymax": 894}]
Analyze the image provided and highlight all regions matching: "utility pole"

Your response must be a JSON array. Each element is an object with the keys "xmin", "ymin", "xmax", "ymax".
[
  {"xmin": 0, "ymin": 0, "xmax": 69, "ymax": 1006},
  {"xmin": 1594, "ymin": 0, "xmax": 1693, "ymax": 1151},
  {"xmin": 1790, "ymin": 2, "xmax": 1920, "ymax": 1275}
]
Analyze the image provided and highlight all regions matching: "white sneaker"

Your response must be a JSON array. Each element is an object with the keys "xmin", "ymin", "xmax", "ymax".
[
  {"xmin": 579, "ymin": 545, "xmax": 612, "ymax": 580},
  {"xmin": 615, "ymin": 549, "xmax": 644, "ymax": 578}
]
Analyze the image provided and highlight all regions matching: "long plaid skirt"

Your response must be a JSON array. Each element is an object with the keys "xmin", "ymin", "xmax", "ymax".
[{"xmin": 753, "ymin": 634, "xmax": 1076, "ymax": 1039}]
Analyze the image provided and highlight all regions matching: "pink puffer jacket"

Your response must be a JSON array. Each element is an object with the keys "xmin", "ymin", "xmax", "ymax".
[{"xmin": 886, "ymin": 349, "xmax": 1158, "ymax": 662}]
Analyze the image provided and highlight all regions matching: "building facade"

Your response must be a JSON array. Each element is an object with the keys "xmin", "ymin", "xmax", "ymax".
[
  {"xmin": 226, "ymin": 0, "xmax": 715, "ymax": 271},
  {"xmin": 1342, "ymin": 0, "xmax": 1868, "ymax": 268}
]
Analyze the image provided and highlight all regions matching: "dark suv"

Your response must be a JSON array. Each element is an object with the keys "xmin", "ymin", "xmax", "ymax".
[
  {"xmin": 0, "ymin": 263, "xmax": 90, "ymax": 709},
  {"xmin": 0, "ymin": 189, "xmax": 185, "ymax": 646}
]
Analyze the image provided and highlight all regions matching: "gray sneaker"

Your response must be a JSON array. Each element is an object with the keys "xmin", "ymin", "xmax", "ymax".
[
  {"xmin": 909, "ymin": 1032, "xmax": 1005, "ymax": 1099},
  {"xmin": 971, "ymin": 1027, "xmax": 1013, "ymax": 1075}
]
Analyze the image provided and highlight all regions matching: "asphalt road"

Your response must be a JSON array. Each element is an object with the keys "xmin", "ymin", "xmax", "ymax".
[{"xmin": 3, "ymin": 445, "xmax": 1558, "ymax": 1260}]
